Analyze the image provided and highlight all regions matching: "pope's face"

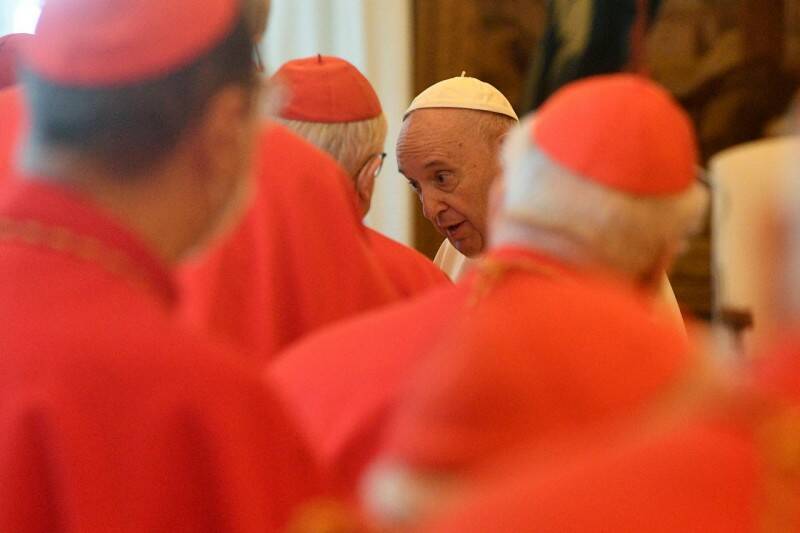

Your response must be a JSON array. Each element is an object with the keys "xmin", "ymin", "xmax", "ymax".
[{"xmin": 397, "ymin": 109, "xmax": 502, "ymax": 257}]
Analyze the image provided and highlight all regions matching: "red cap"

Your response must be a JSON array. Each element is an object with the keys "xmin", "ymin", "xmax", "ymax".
[
  {"xmin": 272, "ymin": 55, "xmax": 382, "ymax": 123},
  {"xmin": 0, "ymin": 34, "xmax": 33, "ymax": 90},
  {"xmin": 23, "ymin": 0, "xmax": 241, "ymax": 87},
  {"xmin": 532, "ymin": 74, "xmax": 698, "ymax": 196}
]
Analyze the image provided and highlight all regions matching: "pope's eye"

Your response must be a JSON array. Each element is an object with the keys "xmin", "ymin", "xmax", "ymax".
[{"xmin": 435, "ymin": 172, "xmax": 452, "ymax": 186}]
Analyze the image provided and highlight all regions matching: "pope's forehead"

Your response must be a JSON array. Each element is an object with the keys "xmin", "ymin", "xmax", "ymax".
[{"xmin": 398, "ymin": 108, "xmax": 484, "ymax": 153}]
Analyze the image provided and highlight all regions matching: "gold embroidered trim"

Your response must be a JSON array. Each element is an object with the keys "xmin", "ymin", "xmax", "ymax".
[
  {"xmin": 0, "ymin": 216, "xmax": 156, "ymax": 295},
  {"xmin": 469, "ymin": 256, "xmax": 561, "ymax": 306}
]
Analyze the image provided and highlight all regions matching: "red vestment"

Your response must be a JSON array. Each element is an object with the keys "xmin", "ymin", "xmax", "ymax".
[
  {"xmin": 421, "ymin": 336, "xmax": 800, "ymax": 533},
  {"xmin": 384, "ymin": 246, "xmax": 690, "ymax": 470},
  {"xmin": 270, "ymin": 247, "xmax": 688, "ymax": 494},
  {"xmin": 419, "ymin": 420, "xmax": 755, "ymax": 533},
  {"xmin": 179, "ymin": 124, "xmax": 400, "ymax": 363},
  {"xmin": 0, "ymin": 180, "xmax": 320, "ymax": 532},
  {"xmin": 365, "ymin": 227, "xmax": 450, "ymax": 298},
  {"xmin": 0, "ymin": 86, "xmax": 24, "ymax": 179},
  {"xmin": 0, "ymin": 34, "xmax": 32, "ymax": 90},
  {"xmin": 269, "ymin": 280, "xmax": 471, "ymax": 495}
]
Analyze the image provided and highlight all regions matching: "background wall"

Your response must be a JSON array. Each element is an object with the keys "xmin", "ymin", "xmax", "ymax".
[
  {"xmin": 412, "ymin": 0, "xmax": 547, "ymax": 257},
  {"xmin": 0, "ymin": 0, "xmax": 40, "ymax": 34}
]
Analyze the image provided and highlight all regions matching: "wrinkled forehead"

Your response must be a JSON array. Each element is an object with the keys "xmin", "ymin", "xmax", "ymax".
[{"xmin": 398, "ymin": 108, "xmax": 487, "ymax": 165}]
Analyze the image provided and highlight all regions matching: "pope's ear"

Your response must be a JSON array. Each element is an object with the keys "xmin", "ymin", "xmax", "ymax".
[{"xmin": 497, "ymin": 131, "xmax": 512, "ymax": 147}]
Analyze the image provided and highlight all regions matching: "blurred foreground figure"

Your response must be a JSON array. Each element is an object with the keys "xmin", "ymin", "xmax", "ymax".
[
  {"xmin": 0, "ymin": 1, "xmax": 319, "ymax": 531},
  {"xmin": 271, "ymin": 74, "xmax": 706, "ymax": 505},
  {"xmin": 363, "ymin": 75, "xmax": 709, "ymax": 528},
  {"xmin": 418, "ymin": 103, "xmax": 800, "ymax": 533},
  {"xmin": 272, "ymin": 55, "xmax": 449, "ymax": 296},
  {"xmin": 420, "ymin": 312, "xmax": 800, "ymax": 532},
  {"xmin": 417, "ymin": 344, "xmax": 797, "ymax": 533}
]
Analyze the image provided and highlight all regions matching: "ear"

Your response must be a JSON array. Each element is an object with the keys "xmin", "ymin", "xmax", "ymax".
[
  {"xmin": 193, "ymin": 85, "xmax": 256, "ymax": 183},
  {"xmin": 640, "ymin": 242, "xmax": 679, "ymax": 293},
  {"xmin": 355, "ymin": 155, "xmax": 379, "ymax": 217},
  {"xmin": 496, "ymin": 130, "xmax": 512, "ymax": 148}
]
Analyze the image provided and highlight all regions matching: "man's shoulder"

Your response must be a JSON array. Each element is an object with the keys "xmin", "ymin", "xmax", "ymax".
[
  {"xmin": 269, "ymin": 282, "xmax": 466, "ymax": 415},
  {"xmin": 367, "ymin": 229, "xmax": 449, "ymax": 283},
  {"xmin": 274, "ymin": 280, "xmax": 464, "ymax": 369},
  {"xmin": 259, "ymin": 122, "xmax": 352, "ymax": 184},
  {"xmin": 367, "ymin": 228, "xmax": 427, "ymax": 262},
  {"xmin": 467, "ymin": 271, "xmax": 689, "ymax": 368},
  {"xmin": 1, "ymin": 272, "xmax": 262, "ymax": 397},
  {"xmin": 497, "ymin": 268, "xmax": 665, "ymax": 321}
]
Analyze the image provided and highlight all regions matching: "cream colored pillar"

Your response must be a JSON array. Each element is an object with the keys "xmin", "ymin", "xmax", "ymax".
[{"xmin": 710, "ymin": 136, "xmax": 800, "ymax": 354}]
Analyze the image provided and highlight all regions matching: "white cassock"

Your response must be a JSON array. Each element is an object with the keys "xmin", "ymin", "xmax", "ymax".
[
  {"xmin": 433, "ymin": 239, "xmax": 472, "ymax": 282},
  {"xmin": 435, "ymin": 239, "xmax": 685, "ymax": 330}
]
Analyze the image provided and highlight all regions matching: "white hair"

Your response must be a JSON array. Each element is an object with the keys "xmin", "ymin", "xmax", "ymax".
[
  {"xmin": 496, "ymin": 117, "xmax": 709, "ymax": 279},
  {"xmin": 278, "ymin": 114, "xmax": 388, "ymax": 178}
]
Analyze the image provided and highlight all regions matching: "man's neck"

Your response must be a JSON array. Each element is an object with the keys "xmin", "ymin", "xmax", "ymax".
[
  {"xmin": 490, "ymin": 218, "xmax": 663, "ymax": 295},
  {"xmin": 21, "ymin": 150, "xmax": 195, "ymax": 265},
  {"xmin": 490, "ymin": 220, "xmax": 591, "ymax": 269}
]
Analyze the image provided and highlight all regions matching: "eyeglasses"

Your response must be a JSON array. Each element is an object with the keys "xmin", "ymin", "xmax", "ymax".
[
  {"xmin": 253, "ymin": 45, "xmax": 264, "ymax": 73},
  {"xmin": 696, "ymin": 165, "xmax": 710, "ymax": 189},
  {"xmin": 364, "ymin": 152, "xmax": 387, "ymax": 178}
]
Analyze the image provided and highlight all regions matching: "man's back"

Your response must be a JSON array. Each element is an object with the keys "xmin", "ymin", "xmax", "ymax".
[
  {"xmin": 418, "ymin": 418, "xmax": 756, "ymax": 533},
  {"xmin": 271, "ymin": 246, "xmax": 690, "ymax": 496},
  {"xmin": 384, "ymin": 246, "xmax": 691, "ymax": 470},
  {"xmin": 421, "ymin": 336, "xmax": 800, "ymax": 533},
  {"xmin": 0, "ymin": 181, "xmax": 318, "ymax": 532},
  {"xmin": 179, "ymin": 125, "xmax": 400, "ymax": 363},
  {"xmin": 269, "ymin": 280, "xmax": 470, "ymax": 494}
]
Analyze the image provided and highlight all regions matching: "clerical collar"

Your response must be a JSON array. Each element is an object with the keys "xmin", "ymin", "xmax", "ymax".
[
  {"xmin": 0, "ymin": 179, "xmax": 177, "ymax": 305},
  {"xmin": 484, "ymin": 245, "xmax": 575, "ymax": 274}
]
